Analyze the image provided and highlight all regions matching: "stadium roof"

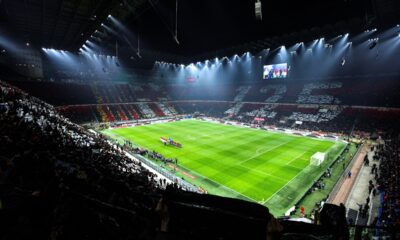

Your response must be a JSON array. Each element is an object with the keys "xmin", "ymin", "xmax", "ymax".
[
  {"xmin": 0, "ymin": 0, "xmax": 399, "ymax": 56},
  {"xmin": 0, "ymin": 0, "xmax": 150, "ymax": 51}
]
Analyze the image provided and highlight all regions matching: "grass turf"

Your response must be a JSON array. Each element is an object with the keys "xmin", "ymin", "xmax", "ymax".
[{"xmin": 102, "ymin": 119, "xmax": 346, "ymax": 215}]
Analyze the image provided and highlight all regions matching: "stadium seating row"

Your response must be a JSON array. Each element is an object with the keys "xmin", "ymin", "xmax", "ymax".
[
  {"xmin": 10, "ymin": 75, "xmax": 400, "ymax": 107},
  {"xmin": 55, "ymin": 101, "xmax": 399, "ymax": 137}
]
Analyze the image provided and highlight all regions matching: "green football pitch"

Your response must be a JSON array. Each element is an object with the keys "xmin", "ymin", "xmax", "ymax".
[{"xmin": 102, "ymin": 119, "xmax": 346, "ymax": 215}]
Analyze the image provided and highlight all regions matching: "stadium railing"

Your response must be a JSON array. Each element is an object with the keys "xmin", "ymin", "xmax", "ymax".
[{"xmin": 134, "ymin": 154, "xmax": 201, "ymax": 193}]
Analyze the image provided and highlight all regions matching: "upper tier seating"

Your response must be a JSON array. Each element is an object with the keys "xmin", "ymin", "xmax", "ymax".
[
  {"xmin": 8, "ymin": 76, "xmax": 400, "ymax": 108},
  {"xmin": 12, "ymin": 81, "xmax": 97, "ymax": 105}
]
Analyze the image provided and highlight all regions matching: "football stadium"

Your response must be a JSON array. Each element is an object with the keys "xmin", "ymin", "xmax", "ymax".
[{"xmin": 0, "ymin": 0, "xmax": 400, "ymax": 239}]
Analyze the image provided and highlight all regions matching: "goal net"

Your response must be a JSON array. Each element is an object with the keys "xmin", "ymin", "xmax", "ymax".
[{"xmin": 310, "ymin": 152, "xmax": 326, "ymax": 166}]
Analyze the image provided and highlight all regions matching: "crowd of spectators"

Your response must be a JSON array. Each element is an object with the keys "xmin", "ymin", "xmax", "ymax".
[
  {"xmin": 296, "ymin": 82, "xmax": 342, "ymax": 104},
  {"xmin": 0, "ymin": 80, "xmax": 174, "ymax": 239},
  {"xmin": 374, "ymin": 137, "xmax": 400, "ymax": 227},
  {"xmin": 233, "ymin": 86, "xmax": 251, "ymax": 102},
  {"xmin": 146, "ymin": 151, "xmax": 177, "ymax": 165},
  {"xmin": 123, "ymin": 141, "xmax": 177, "ymax": 166},
  {"xmin": 138, "ymin": 103, "xmax": 157, "ymax": 118},
  {"xmin": 260, "ymin": 85, "xmax": 287, "ymax": 103},
  {"xmin": 228, "ymin": 104, "xmax": 400, "ymax": 138}
]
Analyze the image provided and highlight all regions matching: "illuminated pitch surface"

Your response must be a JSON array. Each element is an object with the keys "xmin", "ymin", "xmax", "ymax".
[{"xmin": 103, "ymin": 119, "xmax": 345, "ymax": 215}]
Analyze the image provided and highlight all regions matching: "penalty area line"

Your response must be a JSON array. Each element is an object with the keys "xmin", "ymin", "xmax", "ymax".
[
  {"xmin": 262, "ymin": 168, "xmax": 304, "ymax": 205},
  {"xmin": 179, "ymin": 165, "xmax": 260, "ymax": 203},
  {"xmin": 261, "ymin": 149, "xmax": 311, "ymax": 205}
]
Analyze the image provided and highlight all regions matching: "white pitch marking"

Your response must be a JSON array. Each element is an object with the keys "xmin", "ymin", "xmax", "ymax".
[{"xmin": 238, "ymin": 139, "xmax": 293, "ymax": 165}]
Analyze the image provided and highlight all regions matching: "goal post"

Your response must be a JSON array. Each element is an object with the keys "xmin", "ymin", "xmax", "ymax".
[{"xmin": 310, "ymin": 152, "xmax": 326, "ymax": 166}]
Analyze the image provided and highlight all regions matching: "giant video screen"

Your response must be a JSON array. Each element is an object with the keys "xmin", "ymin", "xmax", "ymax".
[{"xmin": 263, "ymin": 63, "xmax": 288, "ymax": 79}]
